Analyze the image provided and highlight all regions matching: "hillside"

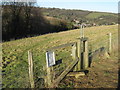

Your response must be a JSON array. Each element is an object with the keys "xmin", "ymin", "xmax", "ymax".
[
  {"xmin": 2, "ymin": 5, "xmax": 118, "ymax": 41},
  {"xmin": 41, "ymin": 7, "xmax": 118, "ymax": 26},
  {"xmin": 44, "ymin": 16, "xmax": 73, "ymax": 31},
  {"xmin": 2, "ymin": 25, "xmax": 118, "ymax": 88},
  {"xmin": 2, "ymin": 5, "xmax": 73, "ymax": 41}
]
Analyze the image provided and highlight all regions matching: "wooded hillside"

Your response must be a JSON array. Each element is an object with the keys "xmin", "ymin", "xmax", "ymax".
[
  {"xmin": 41, "ymin": 7, "xmax": 118, "ymax": 26},
  {"xmin": 2, "ymin": 4, "xmax": 118, "ymax": 41}
]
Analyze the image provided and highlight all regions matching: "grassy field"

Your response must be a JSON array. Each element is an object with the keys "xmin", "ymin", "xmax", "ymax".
[
  {"xmin": 86, "ymin": 12, "xmax": 117, "ymax": 19},
  {"xmin": 2, "ymin": 25, "xmax": 118, "ymax": 88}
]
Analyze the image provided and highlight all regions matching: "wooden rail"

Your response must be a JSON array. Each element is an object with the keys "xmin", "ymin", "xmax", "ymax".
[
  {"xmin": 46, "ymin": 42, "xmax": 78, "ymax": 87},
  {"xmin": 46, "ymin": 37, "xmax": 89, "ymax": 87},
  {"xmin": 47, "ymin": 42, "xmax": 76, "ymax": 51},
  {"xmin": 50, "ymin": 58, "xmax": 79, "ymax": 88}
]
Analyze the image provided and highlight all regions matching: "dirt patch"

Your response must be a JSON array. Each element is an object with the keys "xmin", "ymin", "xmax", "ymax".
[{"xmin": 58, "ymin": 52, "xmax": 118, "ymax": 88}]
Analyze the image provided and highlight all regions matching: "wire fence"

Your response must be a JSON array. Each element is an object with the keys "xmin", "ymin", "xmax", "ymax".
[
  {"xmin": 29, "ymin": 32, "xmax": 118, "ymax": 88},
  {"xmin": 30, "ymin": 43, "xmax": 76, "ymax": 88},
  {"xmin": 50, "ymin": 46, "xmax": 72, "ymax": 80},
  {"xmin": 88, "ymin": 33, "xmax": 118, "ymax": 54}
]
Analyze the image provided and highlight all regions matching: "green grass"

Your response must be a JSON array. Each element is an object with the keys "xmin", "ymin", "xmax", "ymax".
[
  {"xmin": 2, "ymin": 25, "xmax": 118, "ymax": 88},
  {"xmin": 86, "ymin": 12, "xmax": 117, "ymax": 19}
]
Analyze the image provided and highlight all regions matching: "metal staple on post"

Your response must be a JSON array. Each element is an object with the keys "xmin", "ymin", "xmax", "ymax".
[{"xmin": 28, "ymin": 51, "xmax": 34, "ymax": 88}]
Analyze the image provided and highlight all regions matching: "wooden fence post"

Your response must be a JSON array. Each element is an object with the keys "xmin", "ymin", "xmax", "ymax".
[
  {"xmin": 28, "ymin": 51, "xmax": 34, "ymax": 88},
  {"xmin": 82, "ymin": 25, "xmax": 85, "ymax": 38},
  {"xmin": 82, "ymin": 39, "xmax": 88, "ymax": 69},
  {"xmin": 80, "ymin": 25, "xmax": 84, "ymax": 38},
  {"xmin": 45, "ymin": 51, "xmax": 52, "ymax": 87},
  {"xmin": 109, "ymin": 33, "xmax": 112, "ymax": 54},
  {"xmin": 72, "ymin": 43, "xmax": 77, "ymax": 71},
  {"xmin": 77, "ymin": 40, "xmax": 81, "ymax": 71},
  {"xmin": 46, "ymin": 66, "xmax": 52, "ymax": 87}
]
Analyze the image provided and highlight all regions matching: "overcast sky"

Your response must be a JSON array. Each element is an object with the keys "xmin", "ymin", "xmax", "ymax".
[{"xmin": 37, "ymin": 0, "xmax": 119, "ymax": 13}]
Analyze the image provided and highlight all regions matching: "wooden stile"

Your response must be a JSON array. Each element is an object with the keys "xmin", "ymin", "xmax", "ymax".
[
  {"xmin": 45, "ymin": 37, "xmax": 89, "ymax": 87},
  {"xmin": 51, "ymin": 58, "xmax": 79, "ymax": 88}
]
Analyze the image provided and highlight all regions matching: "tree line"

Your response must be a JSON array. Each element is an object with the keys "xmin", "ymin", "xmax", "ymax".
[
  {"xmin": 2, "ymin": 2, "xmax": 73, "ymax": 41},
  {"xmin": 3, "ymin": 2, "xmax": 117, "ymax": 41}
]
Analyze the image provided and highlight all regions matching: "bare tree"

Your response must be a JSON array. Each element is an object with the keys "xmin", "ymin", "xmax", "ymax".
[{"xmin": 2, "ymin": 0, "xmax": 36, "ymax": 40}]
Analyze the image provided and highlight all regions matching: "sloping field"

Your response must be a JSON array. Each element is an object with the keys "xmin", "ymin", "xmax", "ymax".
[
  {"xmin": 86, "ymin": 12, "xmax": 117, "ymax": 19},
  {"xmin": 2, "ymin": 25, "xmax": 118, "ymax": 88}
]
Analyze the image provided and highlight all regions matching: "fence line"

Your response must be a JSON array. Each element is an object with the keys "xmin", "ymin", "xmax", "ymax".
[
  {"xmin": 27, "ymin": 31, "xmax": 118, "ymax": 88},
  {"xmin": 88, "ymin": 33, "xmax": 117, "ymax": 52},
  {"xmin": 88, "ymin": 32, "xmax": 117, "ymax": 43}
]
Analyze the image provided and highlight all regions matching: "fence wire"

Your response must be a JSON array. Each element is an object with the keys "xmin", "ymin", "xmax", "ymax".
[
  {"xmin": 49, "ymin": 46, "xmax": 73, "ymax": 81},
  {"xmin": 88, "ymin": 33, "xmax": 118, "ymax": 54},
  {"xmin": 31, "ymin": 32, "xmax": 118, "ymax": 88}
]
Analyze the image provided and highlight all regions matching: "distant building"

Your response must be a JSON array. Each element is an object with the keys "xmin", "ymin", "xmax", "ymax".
[
  {"xmin": 92, "ymin": 23, "xmax": 96, "ymax": 26},
  {"xmin": 99, "ymin": 18, "xmax": 103, "ymax": 20},
  {"xmin": 73, "ymin": 19, "xmax": 80, "ymax": 24}
]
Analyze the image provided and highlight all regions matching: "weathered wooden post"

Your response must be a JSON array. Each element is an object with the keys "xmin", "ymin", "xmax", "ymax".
[
  {"xmin": 80, "ymin": 25, "xmax": 84, "ymax": 38},
  {"xmin": 76, "ymin": 40, "xmax": 81, "ymax": 71},
  {"xmin": 80, "ymin": 38, "xmax": 89, "ymax": 69},
  {"xmin": 80, "ymin": 24, "xmax": 88, "ymax": 69},
  {"xmin": 45, "ymin": 51, "xmax": 56, "ymax": 87},
  {"xmin": 82, "ymin": 25, "xmax": 85, "ymax": 38},
  {"xmin": 77, "ymin": 40, "xmax": 81, "ymax": 58},
  {"xmin": 83, "ymin": 39, "xmax": 88, "ymax": 69},
  {"xmin": 28, "ymin": 51, "xmax": 35, "ymax": 88},
  {"xmin": 72, "ymin": 43, "xmax": 78, "ymax": 71},
  {"xmin": 109, "ymin": 33, "xmax": 112, "ymax": 54},
  {"xmin": 46, "ymin": 66, "xmax": 52, "ymax": 87}
]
